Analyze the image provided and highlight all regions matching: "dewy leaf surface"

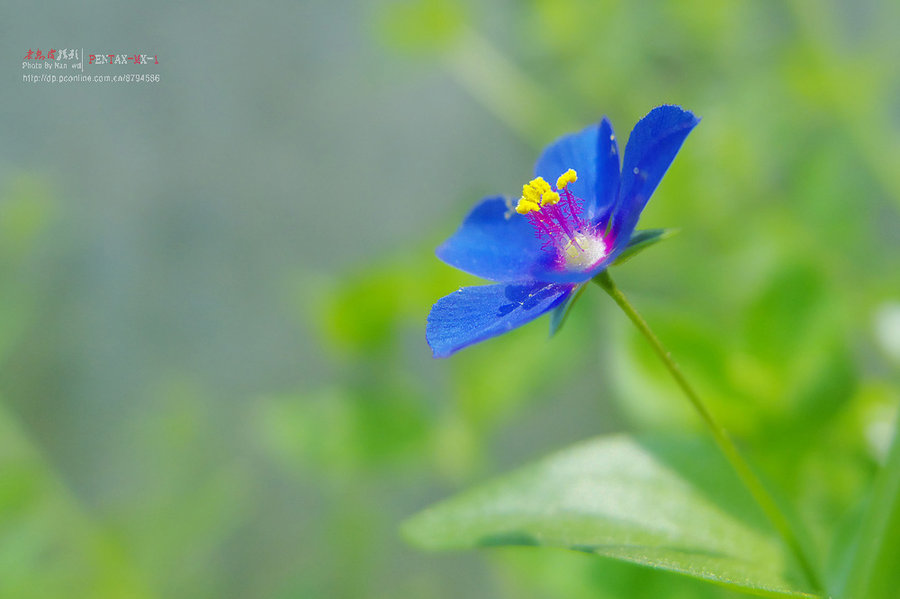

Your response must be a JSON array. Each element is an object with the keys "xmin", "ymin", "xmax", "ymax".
[{"xmin": 404, "ymin": 434, "xmax": 818, "ymax": 598}]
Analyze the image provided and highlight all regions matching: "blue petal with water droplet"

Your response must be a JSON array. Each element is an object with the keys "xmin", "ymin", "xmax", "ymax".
[
  {"xmin": 614, "ymin": 106, "xmax": 699, "ymax": 244},
  {"xmin": 426, "ymin": 281, "xmax": 574, "ymax": 357}
]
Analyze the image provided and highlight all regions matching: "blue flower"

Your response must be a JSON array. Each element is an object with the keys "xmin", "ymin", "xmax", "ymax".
[{"xmin": 427, "ymin": 105, "xmax": 699, "ymax": 358}]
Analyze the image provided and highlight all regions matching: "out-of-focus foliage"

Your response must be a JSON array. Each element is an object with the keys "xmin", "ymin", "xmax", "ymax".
[
  {"xmin": 2, "ymin": 0, "xmax": 899, "ymax": 598},
  {"xmin": 841, "ymin": 409, "xmax": 900, "ymax": 599}
]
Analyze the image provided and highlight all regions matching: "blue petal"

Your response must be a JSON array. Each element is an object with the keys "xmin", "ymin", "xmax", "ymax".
[
  {"xmin": 427, "ymin": 281, "xmax": 574, "ymax": 358},
  {"xmin": 526, "ymin": 252, "xmax": 617, "ymax": 284},
  {"xmin": 534, "ymin": 119, "xmax": 621, "ymax": 221},
  {"xmin": 436, "ymin": 196, "xmax": 544, "ymax": 282},
  {"xmin": 614, "ymin": 105, "xmax": 699, "ymax": 244},
  {"xmin": 524, "ymin": 253, "xmax": 610, "ymax": 284}
]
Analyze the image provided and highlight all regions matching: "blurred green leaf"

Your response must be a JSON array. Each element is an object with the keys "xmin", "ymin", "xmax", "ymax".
[
  {"xmin": 843, "ymin": 412, "xmax": 900, "ymax": 599},
  {"xmin": 0, "ymin": 403, "xmax": 152, "ymax": 599},
  {"xmin": 404, "ymin": 434, "xmax": 817, "ymax": 598},
  {"xmin": 0, "ymin": 175, "xmax": 54, "ymax": 258},
  {"xmin": 611, "ymin": 228, "xmax": 678, "ymax": 266},
  {"xmin": 448, "ymin": 305, "xmax": 594, "ymax": 429},
  {"xmin": 320, "ymin": 271, "xmax": 405, "ymax": 354},
  {"xmin": 612, "ymin": 257, "xmax": 856, "ymax": 439},
  {"xmin": 375, "ymin": 0, "xmax": 465, "ymax": 55},
  {"xmin": 0, "ymin": 175, "xmax": 55, "ymax": 363},
  {"xmin": 742, "ymin": 263, "xmax": 826, "ymax": 367},
  {"xmin": 257, "ymin": 387, "xmax": 431, "ymax": 475},
  {"xmin": 313, "ymin": 241, "xmax": 476, "ymax": 357}
]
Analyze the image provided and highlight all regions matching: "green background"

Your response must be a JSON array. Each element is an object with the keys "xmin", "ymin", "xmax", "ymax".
[{"xmin": 1, "ymin": 0, "xmax": 898, "ymax": 597}]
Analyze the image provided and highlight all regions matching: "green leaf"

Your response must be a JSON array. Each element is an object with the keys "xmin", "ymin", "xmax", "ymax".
[
  {"xmin": 403, "ymin": 434, "xmax": 818, "ymax": 598},
  {"xmin": 842, "ymin": 411, "xmax": 900, "ymax": 599},
  {"xmin": 612, "ymin": 229, "xmax": 678, "ymax": 266}
]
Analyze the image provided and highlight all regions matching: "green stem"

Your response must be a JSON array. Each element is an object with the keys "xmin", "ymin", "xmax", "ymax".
[{"xmin": 593, "ymin": 270, "xmax": 825, "ymax": 595}]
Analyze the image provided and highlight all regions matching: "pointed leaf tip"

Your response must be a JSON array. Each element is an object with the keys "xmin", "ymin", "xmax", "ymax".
[{"xmin": 612, "ymin": 228, "xmax": 679, "ymax": 266}]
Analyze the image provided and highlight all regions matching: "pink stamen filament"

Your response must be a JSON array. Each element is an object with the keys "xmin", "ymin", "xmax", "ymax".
[
  {"xmin": 562, "ymin": 189, "xmax": 584, "ymax": 227},
  {"xmin": 521, "ymin": 182, "xmax": 610, "ymax": 266},
  {"xmin": 527, "ymin": 214, "xmax": 555, "ymax": 248},
  {"xmin": 546, "ymin": 204, "xmax": 583, "ymax": 251}
]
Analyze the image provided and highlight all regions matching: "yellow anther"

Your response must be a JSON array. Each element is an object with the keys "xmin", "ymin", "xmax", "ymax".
[
  {"xmin": 540, "ymin": 191, "xmax": 560, "ymax": 207},
  {"xmin": 515, "ymin": 197, "xmax": 540, "ymax": 214},
  {"xmin": 522, "ymin": 183, "xmax": 541, "ymax": 204},
  {"xmin": 556, "ymin": 169, "xmax": 577, "ymax": 189},
  {"xmin": 530, "ymin": 177, "xmax": 552, "ymax": 195},
  {"xmin": 517, "ymin": 176, "xmax": 561, "ymax": 215}
]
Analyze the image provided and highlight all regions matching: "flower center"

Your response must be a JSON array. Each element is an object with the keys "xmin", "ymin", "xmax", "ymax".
[
  {"xmin": 564, "ymin": 232, "xmax": 607, "ymax": 268},
  {"xmin": 515, "ymin": 169, "xmax": 608, "ymax": 270}
]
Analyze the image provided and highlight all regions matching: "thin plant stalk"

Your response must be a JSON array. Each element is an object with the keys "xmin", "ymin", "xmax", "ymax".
[{"xmin": 593, "ymin": 269, "xmax": 825, "ymax": 594}]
